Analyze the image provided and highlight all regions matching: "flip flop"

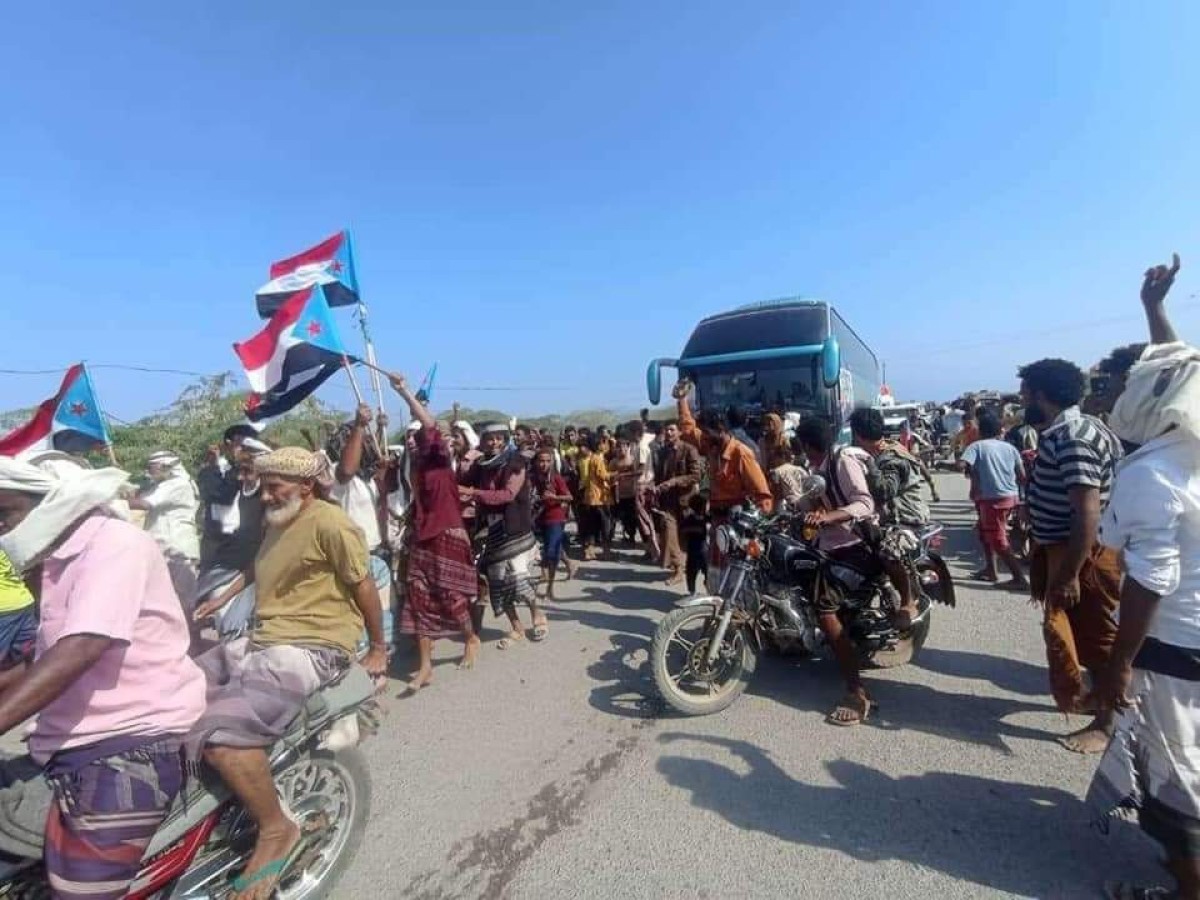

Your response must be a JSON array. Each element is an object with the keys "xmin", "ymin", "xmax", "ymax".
[
  {"xmin": 230, "ymin": 835, "xmax": 305, "ymax": 897},
  {"xmin": 827, "ymin": 694, "xmax": 872, "ymax": 727},
  {"xmin": 970, "ymin": 570, "xmax": 999, "ymax": 583},
  {"xmin": 496, "ymin": 631, "xmax": 526, "ymax": 650}
]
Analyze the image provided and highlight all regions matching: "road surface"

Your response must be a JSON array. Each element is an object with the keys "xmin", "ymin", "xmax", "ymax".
[{"xmin": 344, "ymin": 472, "xmax": 1159, "ymax": 899}]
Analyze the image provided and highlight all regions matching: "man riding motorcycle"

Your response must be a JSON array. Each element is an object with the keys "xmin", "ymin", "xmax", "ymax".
[
  {"xmin": 0, "ymin": 457, "xmax": 207, "ymax": 900},
  {"xmin": 793, "ymin": 416, "xmax": 892, "ymax": 728},
  {"xmin": 190, "ymin": 447, "xmax": 388, "ymax": 900}
]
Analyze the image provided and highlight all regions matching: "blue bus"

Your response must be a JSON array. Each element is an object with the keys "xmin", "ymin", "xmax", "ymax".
[{"xmin": 646, "ymin": 298, "xmax": 881, "ymax": 436}]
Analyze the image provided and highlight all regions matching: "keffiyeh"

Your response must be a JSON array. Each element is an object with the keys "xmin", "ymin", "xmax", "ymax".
[
  {"xmin": 0, "ymin": 457, "xmax": 131, "ymax": 573},
  {"xmin": 1110, "ymin": 342, "xmax": 1200, "ymax": 446}
]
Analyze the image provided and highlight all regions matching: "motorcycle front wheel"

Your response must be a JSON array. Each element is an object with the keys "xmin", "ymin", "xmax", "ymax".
[
  {"xmin": 272, "ymin": 748, "xmax": 372, "ymax": 900},
  {"xmin": 651, "ymin": 607, "xmax": 757, "ymax": 716}
]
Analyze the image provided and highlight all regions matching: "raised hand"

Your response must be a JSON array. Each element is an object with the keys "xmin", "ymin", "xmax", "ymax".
[{"xmin": 1142, "ymin": 253, "xmax": 1181, "ymax": 307}]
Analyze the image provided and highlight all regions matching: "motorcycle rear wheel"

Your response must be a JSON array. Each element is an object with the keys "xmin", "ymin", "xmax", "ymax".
[
  {"xmin": 866, "ymin": 608, "xmax": 931, "ymax": 669},
  {"xmin": 651, "ymin": 607, "xmax": 757, "ymax": 716}
]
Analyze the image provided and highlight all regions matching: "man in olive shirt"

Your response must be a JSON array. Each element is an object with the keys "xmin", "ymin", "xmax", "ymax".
[{"xmin": 192, "ymin": 447, "xmax": 387, "ymax": 899}]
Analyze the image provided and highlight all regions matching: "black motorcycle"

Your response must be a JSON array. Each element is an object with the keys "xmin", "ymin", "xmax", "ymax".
[{"xmin": 650, "ymin": 479, "xmax": 956, "ymax": 717}]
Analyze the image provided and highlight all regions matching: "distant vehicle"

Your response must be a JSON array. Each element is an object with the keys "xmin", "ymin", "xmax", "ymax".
[
  {"xmin": 874, "ymin": 402, "xmax": 925, "ymax": 439},
  {"xmin": 646, "ymin": 298, "xmax": 881, "ymax": 439}
]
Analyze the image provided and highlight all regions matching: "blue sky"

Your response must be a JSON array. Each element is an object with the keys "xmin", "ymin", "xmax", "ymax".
[{"xmin": 2, "ymin": 1, "xmax": 1198, "ymax": 420}]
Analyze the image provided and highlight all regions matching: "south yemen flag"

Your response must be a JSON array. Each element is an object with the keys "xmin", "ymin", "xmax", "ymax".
[
  {"xmin": 235, "ymin": 285, "xmax": 351, "ymax": 422},
  {"xmin": 255, "ymin": 230, "xmax": 359, "ymax": 319},
  {"xmin": 0, "ymin": 364, "xmax": 112, "ymax": 457}
]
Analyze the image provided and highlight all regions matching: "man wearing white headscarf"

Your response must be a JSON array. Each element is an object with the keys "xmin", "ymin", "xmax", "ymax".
[
  {"xmin": 0, "ymin": 456, "xmax": 206, "ymax": 897},
  {"xmin": 127, "ymin": 451, "xmax": 200, "ymax": 610},
  {"xmin": 1089, "ymin": 339, "xmax": 1200, "ymax": 900}
]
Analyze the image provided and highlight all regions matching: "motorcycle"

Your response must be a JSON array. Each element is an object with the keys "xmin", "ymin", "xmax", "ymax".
[
  {"xmin": 0, "ymin": 666, "xmax": 378, "ymax": 900},
  {"xmin": 650, "ymin": 478, "xmax": 956, "ymax": 717}
]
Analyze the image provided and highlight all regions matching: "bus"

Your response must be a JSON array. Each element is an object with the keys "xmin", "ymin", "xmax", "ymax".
[{"xmin": 646, "ymin": 298, "xmax": 881, "ymax": 439}]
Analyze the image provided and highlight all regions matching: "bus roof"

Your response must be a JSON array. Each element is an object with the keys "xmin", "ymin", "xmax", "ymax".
[{"xmin": 699, "ymin": 296, "xmax": 827, "ymax": 323}]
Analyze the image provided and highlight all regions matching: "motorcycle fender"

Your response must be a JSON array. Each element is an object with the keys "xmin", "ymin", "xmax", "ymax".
[
  {"xmin": 926, "ymin": 552, "xmax": 957, "ymax": 608},
  {"xmin": 674, "ymin": 594, "xmax": 722, "ymax": 610}
]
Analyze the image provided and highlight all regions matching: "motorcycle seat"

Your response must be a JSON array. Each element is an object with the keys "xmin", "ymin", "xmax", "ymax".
[{"xmin": 143, "ymin": 665, "xmax": 376, "ymax": 859}]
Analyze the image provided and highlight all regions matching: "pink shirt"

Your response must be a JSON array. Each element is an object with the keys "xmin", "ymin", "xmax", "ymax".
[
  {"xmin": 31, "ymin": 514, "xmax": 207, "ymax": 763},
  {"xmin": 819, "ymin": 448, "xmax": 878, "ymax": 552}
]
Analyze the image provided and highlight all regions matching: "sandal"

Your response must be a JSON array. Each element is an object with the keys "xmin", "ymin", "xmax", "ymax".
[
  {"xmin": 970, "ymin": 569, "xmax": 999, "ymax": 583},
  {"xmin": 827, "ymin": 693, "xmax": 872, "ymax": 727},
  {"xmin": 1104, "ymin": 881, "xmax": 1177, "ymax": 899},
  {"xmin": 529, "ymin": 619, "xmax": 549, "ymax": 642},
  {"xmin": 496, "ymin": 631, "xmax": 526, "ymax": 650}
]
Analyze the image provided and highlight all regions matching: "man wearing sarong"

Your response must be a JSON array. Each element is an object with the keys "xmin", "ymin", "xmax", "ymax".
[
  {"xmin": 459, "ymin": 423, "xmax": 546, "ymax": 648},
  {"xmin": 1021, "ymin": 357, "xmax": 1124, "ymax": 753},
  {"xmin": 389, "ymin": 374, "xmax": 480, "ymax": 694},
  {"xmin": 191, "ymin": 447, "xmax": 387, "ymax": 900},
  {"xmin": 0, "ymin": 457, "xmax": 206, "ymax": 900}
]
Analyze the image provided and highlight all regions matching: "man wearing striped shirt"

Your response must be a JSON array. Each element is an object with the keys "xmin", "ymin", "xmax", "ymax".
[{"xmin": 1021, "ymin": 358, "xmax": 1124, "ymax": 754}]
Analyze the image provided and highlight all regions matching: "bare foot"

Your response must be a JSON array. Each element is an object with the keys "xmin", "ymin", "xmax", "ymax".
[
  {"xmin": 1058, "ymin": 724, "xmax": 1111, "ymax": 754},
  {"xmin": 232, "ymin": 819, "xmax": 301, "ymax": 900},
  {"xmin": 399, "ymin": 667, "xmax": 433, "ymax": 696},
  {"xmin": 458, "ymin": 636, "xmax": 481, "ymax": 670}
]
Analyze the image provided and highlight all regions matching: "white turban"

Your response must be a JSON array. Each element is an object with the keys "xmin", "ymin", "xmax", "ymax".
[
  {"xmin": 0, "ymin": 457, "xmax": 131, "ymax": 573},
  {"xmin": 453, "ymin": 421, "xmax": 480, "ymax": 450},
  {"xmin": 1110, "ymin": 342, "xmax": 1200, "ymax": 446}
]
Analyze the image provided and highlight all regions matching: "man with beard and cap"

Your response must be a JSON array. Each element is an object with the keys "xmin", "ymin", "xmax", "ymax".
[
  {"xmin": 0, "ymin": 456, "xmax": 206, "ymax": 899},
  {"xmin": 127, "ymin": 450, "xmax": 201, "ymax": 612},
  {"xmin": 190, "ymin": 447, "xmax": 387, "ymax": 900},
  {"xmin": 459, "ymin": 421, "xmax": 546, "ymax": 647}
]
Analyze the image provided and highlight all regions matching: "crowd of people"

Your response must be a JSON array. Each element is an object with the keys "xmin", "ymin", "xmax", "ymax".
[{"xmin": 0, "ymin": 255, "xmax": 1195, "ymax": 898}]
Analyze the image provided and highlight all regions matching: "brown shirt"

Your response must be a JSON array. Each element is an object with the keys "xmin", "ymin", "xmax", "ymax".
[
  {"xmin": 253, "ymin": 500, "xmax": 368, "ymax": 655},
  {"xmin": 654, "ymin": 440, "xmax": 702, "ymax": 512}
]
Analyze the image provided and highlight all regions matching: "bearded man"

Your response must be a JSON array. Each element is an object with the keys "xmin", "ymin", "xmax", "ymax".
[{"xmin": 190, "ymin": 447, "xmax": 387, "ymax": 899}]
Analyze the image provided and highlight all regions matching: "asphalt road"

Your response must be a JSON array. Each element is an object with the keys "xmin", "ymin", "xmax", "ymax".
[{"xmin": 342, "ymin": 473, "xmax": 1162, "ymax": 900}]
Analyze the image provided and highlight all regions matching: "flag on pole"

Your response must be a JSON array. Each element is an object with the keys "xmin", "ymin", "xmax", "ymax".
[
  {"xmin": 0, "ymin": 364, "xmax": 112, "ymax": 457},
  {"xmin": 235, "ymin": 285, "xmax": 352, "ymax": 422},
  {"xmin": 255, "ymin": 230, "xmax": 359, "ymax": 319},
  {"xmin": 415, "ymin": 362, "xmax": 438, "ymax": 405}
]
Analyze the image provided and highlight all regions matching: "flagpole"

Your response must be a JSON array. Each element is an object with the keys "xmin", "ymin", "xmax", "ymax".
[
  {"xmin": 346, "ymin": 230, "xmax": 388, "ymax": 424},
  {"xmin": 81, "ymin": 362, "xmax": 121, "ymax": 468},
  {"xmin": 341, "ymin": 356, "xmax": 384, "ymax": 457}
]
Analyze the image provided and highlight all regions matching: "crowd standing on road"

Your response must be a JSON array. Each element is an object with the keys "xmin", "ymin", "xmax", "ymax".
[{"xmin": 0, "ymin": 254, "xmax": 1194, "ymax": 898}]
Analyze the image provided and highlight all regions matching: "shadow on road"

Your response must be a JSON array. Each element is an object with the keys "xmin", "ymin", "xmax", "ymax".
[
  {"xmin": 655, "ymin": 732, "xmax": 1154, "ymax": 899},
  {"xmin": 584, "ymin": 632, "xmax": 663, "ymax": 720},
  {"xmin": 917, "ymin": 647, "xmax": 1047, "ymax": 697},
  {"xmin": 745, "ymin": 654, "xmax": 1055, "ymax": 753}
]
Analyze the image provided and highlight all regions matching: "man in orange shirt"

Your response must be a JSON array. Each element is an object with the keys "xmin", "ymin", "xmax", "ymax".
[{"xmin": 675, "ymin": 386, "xmax": 773, "ymax": 517}]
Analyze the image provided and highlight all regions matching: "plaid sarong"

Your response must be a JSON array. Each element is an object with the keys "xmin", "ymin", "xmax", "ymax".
[
  {"xmin": 189, "ymin": 638, "xmax": 347, "ymax": 750},
  {"xmin": 400, "ymin": 528, "xmax": 476, "ymax": 638}
]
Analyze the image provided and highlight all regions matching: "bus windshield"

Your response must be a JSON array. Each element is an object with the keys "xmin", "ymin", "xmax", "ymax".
[{"xmin": 692, "ymin": 357, "xmax": 824, "ymax": 413}]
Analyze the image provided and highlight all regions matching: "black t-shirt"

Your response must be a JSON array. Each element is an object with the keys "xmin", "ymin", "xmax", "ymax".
[{"xmin": 200, "ymin": 489, "xmax": 265, "ymax": 572}]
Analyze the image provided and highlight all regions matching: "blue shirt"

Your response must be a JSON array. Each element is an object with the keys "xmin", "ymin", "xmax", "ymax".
[{"xmin": 961, "ymin": 438, "xmax": 1023, "ymax": 500}]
